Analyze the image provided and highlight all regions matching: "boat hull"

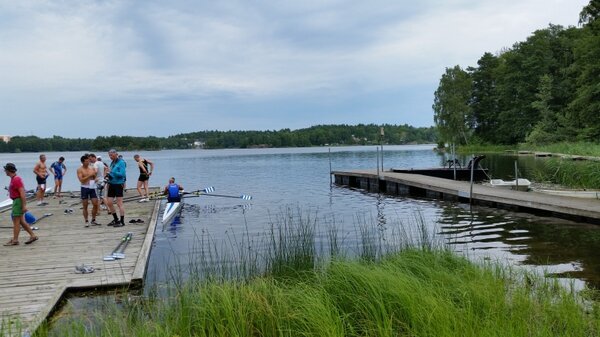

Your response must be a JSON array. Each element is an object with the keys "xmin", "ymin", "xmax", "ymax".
[
  {"xmin": 162, "ymin": 202, "xmax": 182, "ymax": 224},
  {"xmin": 489, "ymin": 179, "xmax": 531, "ymax": 191}
]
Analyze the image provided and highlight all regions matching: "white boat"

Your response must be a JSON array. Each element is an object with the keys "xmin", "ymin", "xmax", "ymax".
[
  {"xmin": 489, "ymin": 178, "xmax": 531, "ymax": 191},
  {"xmin": 0, "ymin": 198, "xmax": 11, "ymax": 209},
  {"xmin": 536, "ymin": 189, "xmax": 600, "ymax": 199},
  {"xmin": 162, "ymin": 201, "xmax": 182, "ymax": 224}
]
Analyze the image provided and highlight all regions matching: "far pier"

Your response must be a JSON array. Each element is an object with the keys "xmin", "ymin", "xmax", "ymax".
[{"xmin": 332, "ymin": 170, "xmax": 600, "ymax": 224}]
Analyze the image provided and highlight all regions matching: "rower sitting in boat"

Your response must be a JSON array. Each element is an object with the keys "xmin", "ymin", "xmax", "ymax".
[{"xmin": 164, "ymin": 177, "xmax": 184, "ymax": 202}]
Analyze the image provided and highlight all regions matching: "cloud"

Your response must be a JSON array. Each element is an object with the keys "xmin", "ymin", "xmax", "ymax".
[{"xmin": 0, "ymin": 0, "xmax": 589, "ymax": 137}]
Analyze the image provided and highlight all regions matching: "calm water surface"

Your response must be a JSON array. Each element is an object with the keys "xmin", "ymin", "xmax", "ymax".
[{"xmin": 2, "ymin": 145, "xmax": 600, "ymax": 317}]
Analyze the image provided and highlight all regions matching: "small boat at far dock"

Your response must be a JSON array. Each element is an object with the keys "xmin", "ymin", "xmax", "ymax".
[
  {"xmin": 536, "ymin": 189, "xmax": 600, "ymax": 199},
  {"xmin": 489, "ymin": 178, "xmax": 531, "ymax": 191},
  {"xmin": 391, "ymin": 155, "xmax": 490, "ymax": 182}
]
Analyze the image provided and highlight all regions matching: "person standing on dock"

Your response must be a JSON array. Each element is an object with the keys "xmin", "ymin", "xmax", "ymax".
[
  {"xmin": 134, "ymin": 154, "xmax": 154, "ymax": 202},
  {"xmin": 49, "ymin": 156, "xmax": 67, "ymax": 199},
  {"xmin": 3, "ymin": 163, "xmax": 38, "ymax": 246},
  {"xmin": 105, "ymin": 149, "xmax": 127, "ymax": 227},
  {"xmin": 77, "ymin": 154, "xmax": 99, "ymax": 227},
  {"xmin": 89, "ymin": 154, "xmax": 108, "ymax": 213},
  {"xmin": 33, "ymin": 154, "xmax": 49, "ymax": 206}
]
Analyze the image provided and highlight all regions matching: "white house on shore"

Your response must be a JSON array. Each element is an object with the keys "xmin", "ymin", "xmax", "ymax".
[{"xmin": 0, "ymin": 135, "xmax": 10, "ymax": 143}]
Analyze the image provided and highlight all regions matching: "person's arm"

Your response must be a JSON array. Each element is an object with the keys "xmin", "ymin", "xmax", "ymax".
[
  {"xmin": 33, "ymin": 163, "xmax": 40, "ymax": 177},
  {"xmin": 77, "ymin": 168, "xmax": 85, "ymax": 184},
  {"xmin": 49, "ymin": 163, "xmax": 56, "ymax": 176},
  {"xmin": 163, "ymin": 186, "xmax": 168, "ymax": 195},
  {"xmin": 62, "ymin": 163, "xmax": 67, "ymax": 176},
  {"xmin": 18, "ymin": 186, "xmax": 27, "ymax": 213},
  {"xmin": 147, "ymin": 160, "xmax": 154, "ymax": 176}
]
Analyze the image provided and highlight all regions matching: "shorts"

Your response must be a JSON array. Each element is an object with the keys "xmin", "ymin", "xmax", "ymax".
[
  {"xmin": 36, "ymin": 176, "xmax": 47, "ymax": 185},
  {"xmin": 107, "ymin": 183, "xmax": 124, "ymax": 198},
  {"xmin": 11, "ymin": 198, "xmax": 24, "ymax": 217},
  {"xmin": 81, "ymin": 187, "xmax": 98, "ymax": 200},
  {"xmin": 54, "ymin": 174, "xmax": 63, "ymax": 181},
  {"xmin": 167, "ymin": 197, "xmax": 181, "ymax": 203},
  {"xmin": 138, "ymin": 174, "xmax": 149, "ymax": 182}
]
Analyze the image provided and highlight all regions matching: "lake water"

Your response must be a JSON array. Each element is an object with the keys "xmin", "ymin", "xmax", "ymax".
[{"xmin": 2, "ymin": 145, "xmax": 600, "ymax": 301}]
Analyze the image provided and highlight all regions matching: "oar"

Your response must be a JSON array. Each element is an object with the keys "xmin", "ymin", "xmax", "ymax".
[
  {"xmin": 113, "ymin": 232, "xmax": 133, "ymax": 259},
  {"xmin": 103, "ymin": 233, "xmax": 131, "ymax": 261},
  {"xmin": 186, "ymin": 193, "xmax": 252, "ymax": 200},
  {"xmin": 151, "ymin": 186, "xmax": 215, "ymax": 200},
  {"xmin": 182, "ymin": 186, "xmax": 215, "ymax": 196},
  {"xmin": 33, "ymin": 213, "xmax": 53, "ymax": 224}
]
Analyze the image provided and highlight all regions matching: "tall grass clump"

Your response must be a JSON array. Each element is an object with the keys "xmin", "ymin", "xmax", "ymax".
[
  {"xmin": 39, "ymin": 250, "xmax": 600, "ymax": 337},
  {"xmin": 37, "ymin": 211, "xmax": 600, "ymax": 337},
  {"xmin": 530, "ymin": 158, "xmax": 600, "ymax": 189},
  {"xmin": 523, "ymin": 142, "xmax": 600, "ymax": 157}
]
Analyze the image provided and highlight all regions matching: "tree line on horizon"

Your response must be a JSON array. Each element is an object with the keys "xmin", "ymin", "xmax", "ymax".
[
  {"xmin": 0, "ymin": 124, "xmax": 436, "ymax": 153},
  {"xmin": 433, "ymin": 0, "xmax": 600, "ymax": 146}
]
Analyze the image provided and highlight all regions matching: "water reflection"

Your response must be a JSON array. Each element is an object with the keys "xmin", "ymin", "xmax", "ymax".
[{"xmin": 437, "ymin": 201, "xmax": 600, "ymax": 289}]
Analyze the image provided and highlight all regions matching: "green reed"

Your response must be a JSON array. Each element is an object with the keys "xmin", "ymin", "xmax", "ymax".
[
  {"xmin": 30, "ymin": 210, "xmax": 600, "ymax": 337},
  {"xmin": 530, "ymin": 158, "xmax": 600, "ymax": 189}
]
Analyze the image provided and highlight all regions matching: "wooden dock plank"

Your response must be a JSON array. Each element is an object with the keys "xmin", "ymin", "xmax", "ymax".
[{"xmin": 0, "ymin": 189, "xmax": 159, "ymax": 336}]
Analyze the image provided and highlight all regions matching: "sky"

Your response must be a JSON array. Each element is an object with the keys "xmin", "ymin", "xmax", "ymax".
[{"xmin": 0, "ymin": 0, "xmax": 590, "ymax": 138}]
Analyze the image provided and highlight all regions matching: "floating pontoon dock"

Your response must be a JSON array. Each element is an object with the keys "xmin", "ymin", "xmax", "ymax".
[{"xmin": 333, "ymin": 170, "xmax": 600, "ymax": 224}]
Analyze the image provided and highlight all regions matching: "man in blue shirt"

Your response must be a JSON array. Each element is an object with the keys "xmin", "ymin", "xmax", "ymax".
[
  {"xmin": 49, "ymin": 156, "xmax": 67, "ymax": 198},
  {"xmin": 105, "ymin": 149, "xmax": 127, "ymax": 227}
]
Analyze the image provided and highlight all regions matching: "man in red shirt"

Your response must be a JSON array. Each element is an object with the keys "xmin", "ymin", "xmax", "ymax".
[{"xmin": 4, "ymin": 163, "xmax": 38, "ymax": 246}]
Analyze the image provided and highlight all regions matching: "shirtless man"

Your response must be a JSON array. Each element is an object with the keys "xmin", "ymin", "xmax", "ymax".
[
  {"xmin": 33, "ymin": 154, "xmax": 49, "ymax": 205},
  {"xmin": 77, "ymin": 154, "xmax": 99, "ymax": 227}
]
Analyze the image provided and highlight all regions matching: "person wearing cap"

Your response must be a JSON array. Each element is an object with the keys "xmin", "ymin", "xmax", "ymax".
[
  {"xmin": 105, "ymin": 149, "xmax": 127, "ymax": 227},
  {"xmin": 3, "ymin": 163, "xmax": 38, "ymax": 246}
]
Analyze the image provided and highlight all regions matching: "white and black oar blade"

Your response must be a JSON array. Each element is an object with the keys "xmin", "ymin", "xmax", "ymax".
[
  {"xmin": 203, "ymin": 186, "xmax": 215, "ymax": 193},
  {"xmin": 241, "ymin": 194, "xmax": 252, "ymax": 200}
]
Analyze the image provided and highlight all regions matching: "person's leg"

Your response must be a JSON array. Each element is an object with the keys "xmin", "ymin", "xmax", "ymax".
[
  {"xmin": 91, "ymin": 197, "xmax": 99, "ymax": 223},
  {"xmin": 143, "ymin": 180, "xmax": 150, "ymax": 198},
  {"xmin": 19, "ymin": 215, "xmax": 37, "ymax": 239},
  {"xmin": 11, "ymin": 215, "xmax": 20, "ymax": 242},
  {"xmin": 37, "ymin": 183, "xmax": 44, "ymax": 203},
  {"xmin": 137, "ymin": 179, "xmax": 143, "ymax": 197},
  {"xmin": 54, "ymin": 177, "xmax": 59, "ymax": 197},
  {"xmin": 56, "ymin": 178, "xmax": 62, "ymax": 197},
  {"xmin": 82, "ymin": 198, "xmax": 89, "ymax": 224},
  {"xmin": 117, "ymin": 196, "xmax": 125, "ymax": 222},
  {"xmin": 105, "ymin": 185, "xmax": 115, "ymax": 213}
]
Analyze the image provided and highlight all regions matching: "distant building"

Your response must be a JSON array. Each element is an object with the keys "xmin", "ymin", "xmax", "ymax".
[
  {"xmin": 193, "ymin": 140, "xmax": 205, "ymax": 148},
  {"xmin": 0, "ymin": 135, "xmax": 10, "ymax": 143}
]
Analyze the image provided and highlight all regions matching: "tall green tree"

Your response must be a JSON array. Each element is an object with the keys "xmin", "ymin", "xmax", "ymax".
[
  {"xmin": 433, "ymin": 65, "xmax": 473, "ymax": 146},
  {"xmin": 468, "ymin": 52, "xmax": 500, "ymax": 143},
  {"xmin": 526, "ymin": 74, "xmax": 563, "ymax": 144}
]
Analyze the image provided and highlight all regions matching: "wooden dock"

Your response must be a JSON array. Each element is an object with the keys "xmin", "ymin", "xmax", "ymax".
[
  {"xmin": 333, "ymin": 170, "xmax": 600, "ymax": 224},
  {"xmin": 0, "ymin": 189, "xmax": 160, "ymax": 335}
]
